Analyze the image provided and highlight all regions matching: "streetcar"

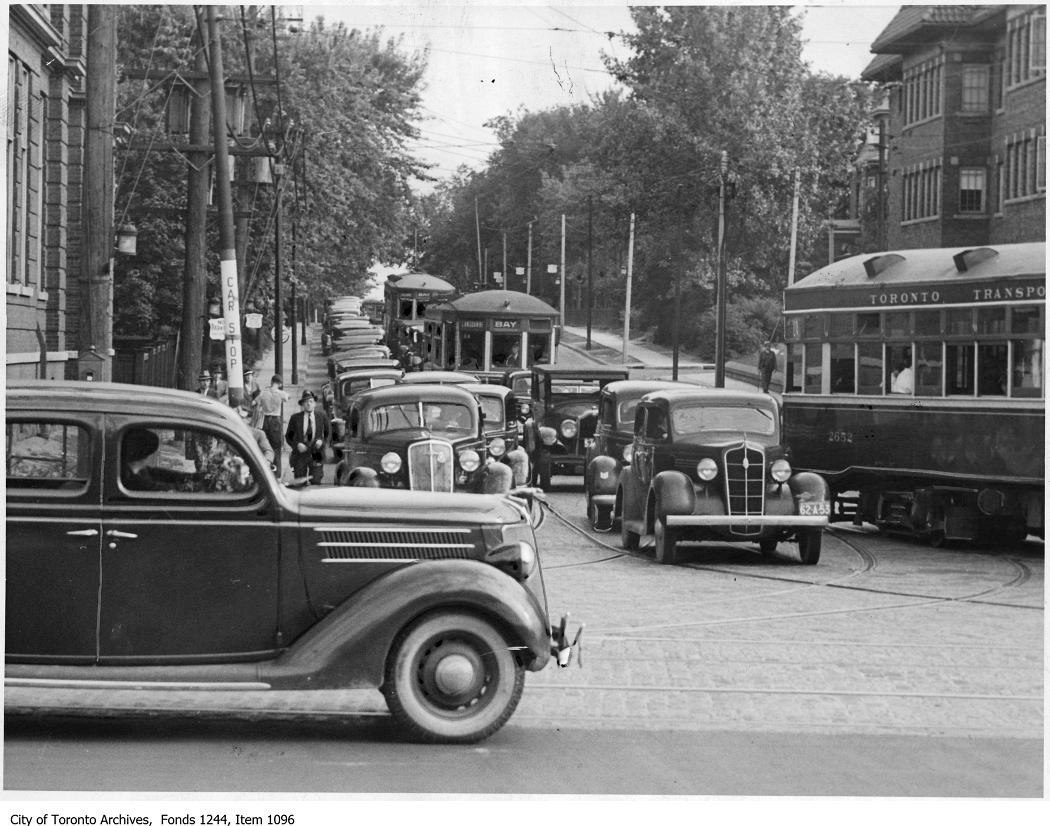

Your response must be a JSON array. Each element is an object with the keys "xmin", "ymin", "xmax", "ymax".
[
  {"xmin": 420, "ymin": 289, "xmax": 561, "ymax": 380},
  {"xmin": 781, "ymin": 242, "xmax": 1044, "ymax": 545},
  {"xmin": 383, "ymin": 272, "xmax": 457, "ymax": 354}
]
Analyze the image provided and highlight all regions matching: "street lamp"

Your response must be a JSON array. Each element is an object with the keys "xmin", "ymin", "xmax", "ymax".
[{"xmin": 115, "ymin": 222, "xmax": 138, "ymax": 255}]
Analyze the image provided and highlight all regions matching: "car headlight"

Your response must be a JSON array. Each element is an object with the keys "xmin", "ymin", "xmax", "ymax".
[
  {"xmin": 458, "ymin": 449, "xmax": 481, "ymax": 472},
  {"xmin": 622, "ymin": 443, "xmax": 634, "ymax": 463},
  {"xmin": 488, "ymin": 437, "xmax": 506, "ymax": 457},
  {"xmin": 380, "ymin": 452, "xmax": 402, "ymax": 474},
  {"xmin": 770, "ymin": 458, "xmax": 792, "ymax": 483},
  {"xmin": 696, "ymin": 457, "xmax": 718, "ymax": 481},
  {"xmin": 561, "ymin": 419, "xmax": 578, "ymax": 438}
]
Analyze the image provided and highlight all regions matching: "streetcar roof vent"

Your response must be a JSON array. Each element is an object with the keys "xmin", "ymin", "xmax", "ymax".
[
  {"xmin": 862, "ymin": 253, "xmax": 905, "ymax": 278},
  {"xmin": 953, "ymin": 247, "xmax": 998, "ymax": 272}
]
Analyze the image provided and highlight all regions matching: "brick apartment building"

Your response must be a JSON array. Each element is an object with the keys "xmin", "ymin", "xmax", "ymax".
[
  {"xmin": 857, "ymin": 5, "xmax": 1045, "ymax": 251},
  {"xmin": 5, "ymin": 5, "xmax": 87, "ymax": 380}
]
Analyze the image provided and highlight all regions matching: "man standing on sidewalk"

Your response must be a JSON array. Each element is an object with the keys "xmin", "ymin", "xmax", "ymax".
[
  {"xmin": 256, "ymin": 374, "xmax": 289, "ymax": 476},
  {"xmin": 285, "ymin": 389, "xmax": 330, "ymax": 485},
  {"xmin": 758, "ymin": 341, "xmax": 778, "ymax": 393}
]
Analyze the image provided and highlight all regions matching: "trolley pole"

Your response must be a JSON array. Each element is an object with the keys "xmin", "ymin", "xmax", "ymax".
[
  {"xmin": 586, "ymin": 195, "xmax": 593, "ymax": 350},
  {"xmin": 526, "ymin": 220, "xmax": 533, "ymax": 295}
]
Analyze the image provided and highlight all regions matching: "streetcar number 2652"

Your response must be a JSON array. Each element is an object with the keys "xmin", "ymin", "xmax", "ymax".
[{"xmin": 827, "ymin": 431, "xmax": 853, "ymax": 443}]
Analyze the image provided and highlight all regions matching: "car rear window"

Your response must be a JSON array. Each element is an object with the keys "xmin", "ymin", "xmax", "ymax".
[
  {"xmin": 6, "ymin": 421, "xmax": 91, "ymax": 492},
  {"xmin": 477, "ymin": 396, "xmax": 504, "ymax": 426},
  {"xmin": 671, "ymin": 405, "xmax": 776, "ymax": 436}
]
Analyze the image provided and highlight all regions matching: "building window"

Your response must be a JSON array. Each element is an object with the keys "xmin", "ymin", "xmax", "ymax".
[
  {"xmin": 961, "ymin": 65, "xmax": 990, "ymax": 112},
  {"xmin": 1006, "ymin": 132, "xmax": 1046, "ymax": 200},
  {"xmin": 959, "ymin": 168, "xmax": 986, "ymax": 213},
  {"xmin": 1007, "ymin": 8, "xmax": 1046, "ymax": 87},
  {"xmin": 903, "ymin": 164, "xmax": 941, "ymax": 221},
  {"xmin": 904, "ymin": 57, "xmax": 942, "ymax": 125}
]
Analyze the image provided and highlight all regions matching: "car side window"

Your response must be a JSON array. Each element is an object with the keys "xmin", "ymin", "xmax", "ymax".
[
  {"xmin": 120, "ymin": 426, "xmax": 257, "ymax": 495},
  {"xmin": 600, "ymin": 397, "xmax": 615, "ymax": 426},
  {"xmin": 6, "ymin": 421, "xmax": 91, "ymax": 492},
  {"xmin": 645, "ymin": 409, "xmax": 668, "ymax": 440},
  {"xmin": 633, "ymin": 407, "xmax": 646, "ymax": 437}
]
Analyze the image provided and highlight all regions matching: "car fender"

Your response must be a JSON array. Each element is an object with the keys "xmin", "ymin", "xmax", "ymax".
[
  {"xmin": 587, "ymin": 454, "xmax": 621, "ymax": 497},
  {"xmin": 788, "ymin": 471, "xmax": 829, "ymax": 507},
  {"xmin": 261, "ymin": 559, "xmax": 551, "ymax": 689},
  {"xmin": 652, "ymin": 470, "xmax": 697, "ymax": 519}
]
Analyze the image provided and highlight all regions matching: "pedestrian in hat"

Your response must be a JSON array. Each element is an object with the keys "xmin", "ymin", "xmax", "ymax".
[
  {"xmin": 256, "ymin": 374, "xmax": 289, "ymax": 476},
  {"xmin": 758, "ymin": 341, "xmax": 778, "ymax": 393},
  {"xmin": 285, "ymin": 389, "xmax": 331, "ymax": 485},
  {"xmin": 236, "ymin": 402, "xmax": 275, "ymax": 470},
  {"xmin": 196, "ymin": 370, "xmax": 212, "ymax": 396}
]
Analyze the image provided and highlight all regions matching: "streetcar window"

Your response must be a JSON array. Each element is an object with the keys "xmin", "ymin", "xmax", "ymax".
[
  {"xmin": 530, "ymin": 334, "xmax": 550, "ymax": 365},
  {"xmin": 887, "ymin": 345, "xmax": 913, "ymax": 394},
  {"xmin": 914, "ymin": 310, "xmax": 942, "ymax": 337},
  {"xmin": 977, "ymin": 307, "xmax": 1006, "ymax": 335},
  {"xmin": 829, "ymin": 313, "xmax": 853, "ymax": 338},
  {"xmin": 830, "ymin": 343, "xmax": 855, "ymax": 393},
  {"xmin": 856, "ymin": 312, "xmax": 881, "ymax": 336},
  {"xmin": 946, "ymin": 309, "xmax": 975, "ymax": 336},
  {"xmin": 785, "ymin": 345, "xmax": 802, "ymax": 393},
  {"xmin": 459, "ymin": 329, "xmax": 484, "ymax": 370},
  {"xmin": 784, "ymin": 317, "xmax": 802, "ymax": 341},
  {"xmin": 802, "ymin": 314, "xmax": 824, "ymax": 339},
  {"xmin": 885, "ymin": 311, "xmax": 912, "ymax": 338},
  {"xmin": 493, "ymin": 333, "xmax": 522, "ymax": 368},
  {"xmin": 1010, "ymin": 306, "xmax": 1042, "ymax": 334},
  {"xmin": 398, "ymin": 299, "xmax": 413, "ymax": 319},
  {"xmin": 977, "ymin": 343, "xmax": 1008, "ymax": 395},
  {"xmin": 857, "ymin": 343, "xmax": 883, "ymax": 394},
  {"xmin": 916, "ymin": 342, "xmax": 944, "ymax": 396},
  {"xmin": 946, "ymin": 344, "xmax": 976, "ymax": 395},
  {"xmin": 1011, "ymin": 339, "xmax": 1043, "ymax": 398},
  {"xmin": 804, "ymin": 343, "xmax": 822, "ymax": 393}
]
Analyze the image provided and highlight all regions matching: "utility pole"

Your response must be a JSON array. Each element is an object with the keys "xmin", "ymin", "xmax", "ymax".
[
  {"xmin": 180, "ymin": 13, "xmax": 211, "ymax": 391},
  {"xmin": 274, "ymin": 167, "xmax": 284, "ymax": 378},
  {"xmin": 502, "ymin": 231, "xmax": 507, "ymax": 289},
  {"xmin": 290, "ymin": 220, "xmax": 298, "ymax": 384},
  {"xmin": 206, "ymin": 5, "xmax": 244, "ymax": 406},
  {"xmin": 79, "ymin": 4, "xmax": 117, "ymax": 381},
  {"xmin": 559, "ymin": 213, "xmax": 566, "ymax": 331},
  {"xmin": 623, "ymin": 213, "xmax": 635, "ymax": 365},
  {"xmin": 787, "ymin": 168, "xmax": 800, "ymax": 287},
  {"xmin": 714, "ymin": 150, "xmax": 728, "ymax": 388},
  {"xmin": 586, "ymin": 195, "xmax": 593, "ymax": 350},
  {"xmin": 475, "ymin": 197, "xmax": 484, "ymax": 285},
  {"xmin": 526, "ymin": 220, "xmax": 533, "ymax": 295}
]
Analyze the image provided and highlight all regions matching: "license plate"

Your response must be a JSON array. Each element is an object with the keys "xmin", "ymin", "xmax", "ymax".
[
  {"xmin": 584, "ymin": 438, "xmax": 595, "ymax": 449},
  {"xmin": 799, "ymin": 501, "xmax": 830, "ymax": 516}
]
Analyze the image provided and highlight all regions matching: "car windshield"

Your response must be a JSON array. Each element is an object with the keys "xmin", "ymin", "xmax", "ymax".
[
  {"xmin": 512, "ymin": 377, "xmax": 531, "ymax": 395},
  {"xmin": 551, "ymin": 378, "xmax": 602, "ymax": 401},
  {"xmin": 366, "ymin": 401, "xmax": 474, "ymax": 435},
  {"xmin": 340, "ymin": 377, "xmax": 397, "ymax": 397},
  {"xmin": 477, "ymin": 396, "xmax": 504, "ymax": 426},
  {"xmin": 671, "ymin": 404, "xmax": 776, "ymax": 436}
]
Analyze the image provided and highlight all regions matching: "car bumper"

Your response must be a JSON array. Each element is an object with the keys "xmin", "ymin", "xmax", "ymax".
[{"xmin": 665, "ymin": 514, "xmax": 829, "ymax": 528}]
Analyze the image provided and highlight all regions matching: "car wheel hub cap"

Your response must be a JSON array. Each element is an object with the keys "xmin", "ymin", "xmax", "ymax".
[{"xmin": 433, "ymin": 653, "xmax": 478, "ymax": 696}]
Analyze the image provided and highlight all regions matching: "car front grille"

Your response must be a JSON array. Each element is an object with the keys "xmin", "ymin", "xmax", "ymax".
[
  {"xmin": 724, "ymin": 443, "xmax": 765, "ymax": 536},
  {"xmin": 407, "ymin": 439, "xmax": 454, "ymax": 492}
]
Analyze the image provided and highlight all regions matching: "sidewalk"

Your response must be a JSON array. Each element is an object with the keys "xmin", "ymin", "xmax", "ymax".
[{"xmin": 561, "ymin": 325, "xmax": 776, "ymax": 392}]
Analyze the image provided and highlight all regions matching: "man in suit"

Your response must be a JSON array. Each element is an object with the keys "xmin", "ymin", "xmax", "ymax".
[{"xmin": 285, "ymin": 389, "xmax": 330, "ymax": 485}]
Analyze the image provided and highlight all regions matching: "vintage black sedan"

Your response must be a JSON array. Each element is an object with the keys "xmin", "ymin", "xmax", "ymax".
[
  {"xmin": 584, "ymin": 379, "xmax": 688, "ymax": 530},
  {"xmin": 322, "ymin": 366, "xmax": 404, "ymax": 423},
  {"xmin": 6, "ymin": 381, "xmax": 578, "ymax": 743},
  {"xmin": 470, "ymin": 383, "xmax": 530, "ymax": 487},
  {"xmin": 335, "ymin": 383, "xmax": 511, "ymax": 494},
  {"xmin": 525, "ymin": 365, "xmax": 629, "ymax": 489},
  {"xmin": 617, "ymin": 387, "xmax": 830, "ymax": 565}
]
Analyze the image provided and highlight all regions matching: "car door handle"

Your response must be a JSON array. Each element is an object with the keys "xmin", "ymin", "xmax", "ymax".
[
  {"xmin": 105, "ymin": 530, "xmax": 138, "ymax": 540},
  {"xmin": 66, "ymin": 528, "xmax": 99, "ymax": 537}
]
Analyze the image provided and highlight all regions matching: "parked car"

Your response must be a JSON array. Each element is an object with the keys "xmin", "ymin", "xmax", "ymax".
[
  {"xmin": 616, "ymin": 387, "xmax": 830, "ymax": 565},
  {"xmin": 328, "ymin": 355, "xmax": 402, "ymax": 381},
  {"xmin": 401, "ymin": 370, "xmax": 481, "ymax": 387},
  {"xmin": 501, "ymin": 368, "xmax": 533, "ymax": 424},
  {"xmin": 469, "ymin": 383, "xmax": 530, "ymax": 486},
  {"xmin": 584, "ymin": 379, "xmax": 689, "ymax": 530},
  {"xmin": 525, "ymin": 365, "xmax": 630, "ymax": 489},
  {"xmin": 335, "ymin": 383, "xmax": 511, "ymax": 494},
  {"xmin": 322, "ymin": 366, "xmax": 404, "ymax": 424},
  {"xmin": 5, "ymin": 381, "xmax": 578, "ymax": 743}
]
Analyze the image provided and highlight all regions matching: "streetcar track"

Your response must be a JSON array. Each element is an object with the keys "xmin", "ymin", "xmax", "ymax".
[{"xmin": 539, "ymin": 496, "xmax": 1043, "ymax": 622}]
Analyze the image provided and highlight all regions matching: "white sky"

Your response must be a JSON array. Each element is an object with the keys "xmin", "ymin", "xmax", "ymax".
[{"xmin": 301, "ymin": 3, "xmax": 902, "ymax": 185}]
